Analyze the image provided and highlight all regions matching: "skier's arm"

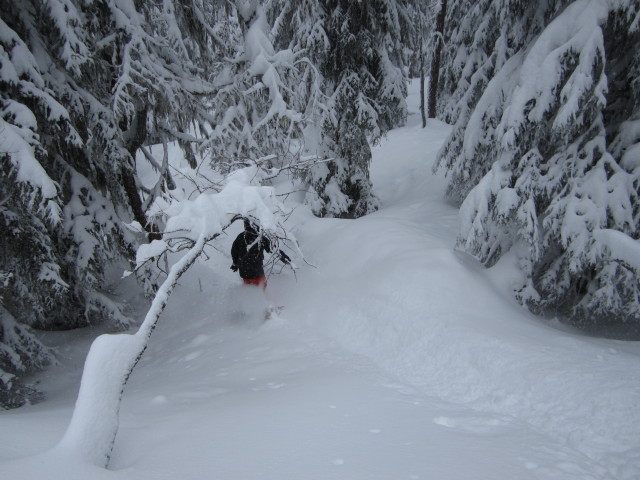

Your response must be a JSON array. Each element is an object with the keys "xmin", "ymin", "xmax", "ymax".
[{"xmin": 230, "ymin": 236, "xmax": 243, "ymax": 269}]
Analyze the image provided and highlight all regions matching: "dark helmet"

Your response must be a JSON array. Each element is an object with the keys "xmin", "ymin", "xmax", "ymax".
[{"xmin": 244, "ymin": 218, "xmax": 258, "ymax": 233}]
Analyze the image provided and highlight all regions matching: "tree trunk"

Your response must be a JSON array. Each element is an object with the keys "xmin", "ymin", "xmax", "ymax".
[
  {"xmin": 57, "ymin": 232, "xmax": 210, "ymax": 467},
  {"xmin": 428, "ymin": 0, "xmax": 447, "ymax": 119},
  {"xmin": 121, "ymin": 105, "xmax": 161, "ymax": 240},
  {"xmin": 420, "ymin": 44, "xmax": 427, "ymax": 128},
  {"xmin": 121, "ymin": 167, "xmax": 149, "ymax": 230}
]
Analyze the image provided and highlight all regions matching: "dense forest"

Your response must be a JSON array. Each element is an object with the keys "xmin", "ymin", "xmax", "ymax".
[{"xmin": 1, "ymin": 0, "xmax": 638, "ymax": 410}]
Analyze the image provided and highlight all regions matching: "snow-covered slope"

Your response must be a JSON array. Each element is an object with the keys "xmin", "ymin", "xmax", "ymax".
[{"xmin": 1, "ymin": 81, "xmax": 639, "ymax": 480}]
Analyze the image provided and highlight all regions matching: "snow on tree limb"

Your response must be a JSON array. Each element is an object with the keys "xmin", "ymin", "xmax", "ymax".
[
  {"xmin": 58, "ymin": 165, "xmax": 299, "ymax": 466},
  {"xmin": 437, "ymin": 0, "xmax": 640, "ymax": 335},
  {"xmin": 58, "ymin": 230, "xmax": 210, "ymax": 467},
  {"xmin": 0, "ymin": 0, "xmax": 230, "ymax": 407}
]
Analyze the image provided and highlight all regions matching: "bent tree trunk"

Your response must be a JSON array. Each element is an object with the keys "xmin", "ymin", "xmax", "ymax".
[{"xmin": 57, "ymin": 232, "xmax": 210, "ymax": 467}]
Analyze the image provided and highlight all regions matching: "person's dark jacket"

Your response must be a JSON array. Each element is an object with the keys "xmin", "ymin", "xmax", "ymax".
[{"xmin": 231, "ymin": 228, "xmax": 271, "ymax": 279}]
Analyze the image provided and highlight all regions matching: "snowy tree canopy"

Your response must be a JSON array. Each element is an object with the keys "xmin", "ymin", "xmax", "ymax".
[
  {"xmin": 434, "ymin": 0, "xmax": 570, "ymax": 201},
  {"xmin": 434, "ymin": 0, "xmax": 640, "ymax": 337},
  {"xmin": 0, "ymin": 0, "xmax": 220, "ymax": 407},
  {"xmin": 268, "ymin": 0, "xmax": 409, "ymax": 218},
  {"xmin": 199, "ymin": 2, "xmax": 307, "ymax": 167}
]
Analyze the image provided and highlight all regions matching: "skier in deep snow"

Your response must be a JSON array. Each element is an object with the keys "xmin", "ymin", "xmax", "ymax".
[{"xmin": 231, "ymin": 219, "xmax": 290, "ymax": 289}]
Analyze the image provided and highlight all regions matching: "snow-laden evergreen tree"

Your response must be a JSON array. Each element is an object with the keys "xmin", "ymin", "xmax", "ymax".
[
  {"xmin": 200, "ymin": 1, "xmax": 307, "ymax": 169},
  {"xmin": 268, "ymin": 0, "xmax": 408, "ymax": 218},
  {"xmin": 402, "ymin": 1, "xmax": 432, "ymax": 79},
  {"xmin": 435, "ymin": 0, "xmax": 570, "ymax": 202},
  {"xmin": 0, "ymin": 0, "xmax": 218, "ymax": 408},
  {"xmin": 435, "ymin": 0, "xmax": 640, "ymax": 337},
  {"xmin": 314, "ymin": 0, "xmax": 408, "ymax": 218}
]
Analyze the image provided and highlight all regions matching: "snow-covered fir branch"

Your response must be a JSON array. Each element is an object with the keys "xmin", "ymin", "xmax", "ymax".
[{"xmin": 434, "ymin": 0, "xmax": 640, "ymax": 336}]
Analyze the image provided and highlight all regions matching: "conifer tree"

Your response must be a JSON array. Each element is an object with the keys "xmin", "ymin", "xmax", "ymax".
[
  {"xmin": 0, "ymin": 0, "xmax": 219, "ymax": 408},
  {"xmin": 435, "ymin": 0, "xmax": 570, "ymax": 202},
  {"xmin": 269, "ymin": 0, "xmax": 408, "ymax": 218},
  {"xmin": 201, "ymin": 1, "xmax": 307, "ymax": 168},
  {"xmin": 435, "ymin": 0, "xmax": 640, "ymax": 337}
]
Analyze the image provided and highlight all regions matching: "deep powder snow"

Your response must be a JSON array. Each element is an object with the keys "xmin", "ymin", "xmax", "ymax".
[{"xmin": 0, "ymin": 81, "xmax": 639, "ymax": 480}]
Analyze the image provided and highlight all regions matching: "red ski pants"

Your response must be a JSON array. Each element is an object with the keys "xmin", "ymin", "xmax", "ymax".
[{"xmin": 243, "ymin": 276, "xmax": 267, "ymax": 290}]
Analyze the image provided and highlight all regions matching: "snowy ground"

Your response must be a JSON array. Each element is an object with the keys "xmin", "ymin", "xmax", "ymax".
[{"xmin": 1, "ymin": 81, "xmax": 639, "ymax": 480}]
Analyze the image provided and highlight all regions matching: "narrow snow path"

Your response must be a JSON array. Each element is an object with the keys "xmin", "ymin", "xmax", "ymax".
[{"xmin": 277, "ymin": 88, "xmax": 640, "ymax": 479}]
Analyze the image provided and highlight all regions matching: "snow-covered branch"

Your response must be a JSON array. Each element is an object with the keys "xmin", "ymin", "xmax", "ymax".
[
  {"xmin": 58, "ymin": 164, "xmax": 302, "ymax": 466},
  {"xmin": 436, "ymin": 0, "xmax": 640, "ymax": 334},
  {"xmin": 57, "ymin": 229, "xmax": 212, "ymax": 467}
]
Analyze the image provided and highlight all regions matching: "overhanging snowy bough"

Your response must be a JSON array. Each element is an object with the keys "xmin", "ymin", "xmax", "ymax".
[{"xmin": 56, "ymin": 166, "xmax": 301, "ymax": 467}]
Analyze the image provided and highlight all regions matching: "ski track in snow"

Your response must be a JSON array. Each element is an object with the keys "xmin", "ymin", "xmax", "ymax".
[
  {"xmin": 1, "ymin": 82, "xmax": 639, "ymax": 480},
  {"xmin": 280, "ymin": 116, "xmax": 639, "ymax": 478}
]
